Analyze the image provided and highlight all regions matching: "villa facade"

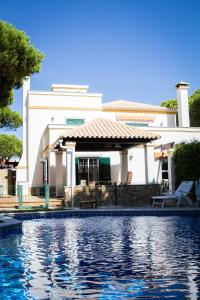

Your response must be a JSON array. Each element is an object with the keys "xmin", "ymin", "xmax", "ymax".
[{"xmin": 16, "ymin": 80, "xmax": 200, "ymax": 194}]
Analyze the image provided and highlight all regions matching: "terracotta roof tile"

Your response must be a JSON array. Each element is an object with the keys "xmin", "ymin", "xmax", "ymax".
[
  {"xmin": 63, "ymin": 118, "xmax": 160, "ymax": 140},
  {"xmin": 103, "ymin": 100, "xmax": 176, "ymax": 112}
]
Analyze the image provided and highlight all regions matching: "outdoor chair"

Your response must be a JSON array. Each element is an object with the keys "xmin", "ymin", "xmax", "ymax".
[
  {"xmin": 88, "ymin": 181, "xmax": 96, "ymax": 187},
  {"xmin": 126, "ymin": 171, "xmax": 132, "ymax": 185},
  {"xmin": 152, "ymin": 181, "xmax": 193, "ymax": 208}
]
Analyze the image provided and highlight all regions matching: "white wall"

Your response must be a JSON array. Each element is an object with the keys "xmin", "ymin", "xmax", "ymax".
[
  {"xmin": 128, "ymin": 147, "xmax": 146, "ymax": 184},
  {"xmin": 28, "ymin": 91, "xmax": 102, "ymax": 109},
  {"xmin": 150, "ymin": 113, "xmax": 176, "ymax": 127},
  {"xmin": 144, "ymin": 127, "xmax": 200, "ymax": 144},
  {"xmin": 27, "ymin": 106, "xmax": 108, "ymax": 186}
]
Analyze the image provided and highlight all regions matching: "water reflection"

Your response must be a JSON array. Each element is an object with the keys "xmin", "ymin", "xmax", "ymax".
[{"xmin": 0, "ymin": 216, "xmax": 200, "ymax": 299}]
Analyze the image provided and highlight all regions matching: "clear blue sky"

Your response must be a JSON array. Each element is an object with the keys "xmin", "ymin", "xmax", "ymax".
[{"xmin": 1, "ymin": 0, "xmax": 200, "ymax": 137}]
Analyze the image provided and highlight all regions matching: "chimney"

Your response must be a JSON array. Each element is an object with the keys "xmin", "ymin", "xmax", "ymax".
[{"xmin": 176, "ymin": 81, "xmax": 190, "ymax": 127}]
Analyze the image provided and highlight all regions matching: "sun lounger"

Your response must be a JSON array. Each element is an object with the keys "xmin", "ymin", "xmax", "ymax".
[{"xmin": 152, "ymin": 181, "xmax": 193, "ymax": 208}]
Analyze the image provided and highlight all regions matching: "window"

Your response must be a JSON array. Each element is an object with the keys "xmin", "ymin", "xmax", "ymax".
[
  {"xmin": 76, "ymin": 157, "xmax": 111, "ymax": 184},
  {"xmin": 125, "ymin": 122, "xmax": 148, "ymax": 127},
  {"xmin": 76, "ymin": 158, "xmax": 99, "ymax": 184},
  {"xmin": 161, "ymin": 160, "xmax": 168, "ymax": 180},
  {"xmin": 65, "ymin": 118, "xmax": 85, "ymax": 126},
  {"xmin": 161, "ymin": 159, "xmax": 169, "ymax": 192}
]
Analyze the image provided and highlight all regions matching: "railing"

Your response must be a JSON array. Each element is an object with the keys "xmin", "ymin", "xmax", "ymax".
[
  {"xmin": 17, "ymin": 184, "xmax": 50, "ymax": 209},
  {"xmin": 0, "ymin": 184, "xmax": 53, "ymax": 210},
  {"xmin": 0, "ymin": 183, "xmax": 161, "ymax": 209},
  {"xmin": 64, "ymin": 183, "xmax": 161, "ymax": 208},
  {"xmin": 0, "ymin": 180, "xmax": 198, "ymax": 210}
]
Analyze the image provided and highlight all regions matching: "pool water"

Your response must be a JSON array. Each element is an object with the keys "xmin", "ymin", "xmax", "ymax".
[{"xmin": 1, "ymin": 216, "xmax": 200, "ymax": 299}]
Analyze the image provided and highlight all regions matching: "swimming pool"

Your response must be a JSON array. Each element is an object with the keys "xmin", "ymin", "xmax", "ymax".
[{"xmin": 1, "ymin": 216, "xmax": 200, "ymax": 299}]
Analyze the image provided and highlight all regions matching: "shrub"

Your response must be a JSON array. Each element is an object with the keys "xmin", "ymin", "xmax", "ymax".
[{"xmin": 173, "ymin": 140, "xmax": 200, "ymax": 186}]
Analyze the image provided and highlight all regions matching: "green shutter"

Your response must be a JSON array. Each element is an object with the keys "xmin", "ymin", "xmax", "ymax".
[
  {"xmin": 75, "ymin": 157, "xmax": 79, "ymax": 185},
  {"xmin": 99, "ymin": 157, "xmax": 111, "ymax": 183}
]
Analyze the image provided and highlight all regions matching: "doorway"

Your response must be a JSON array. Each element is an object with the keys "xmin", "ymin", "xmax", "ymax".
[{"xmin": 78, "ymin": 158, "xmax": 99, "ymax": 184}]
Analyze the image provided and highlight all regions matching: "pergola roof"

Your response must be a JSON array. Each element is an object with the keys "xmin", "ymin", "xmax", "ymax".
[
  {"xmin": 53, "ymin": 118, "xmax": 160, "ymax": 151},
  {"xmin": 62, "ymin": 118, "xmax": 159, "ymax": 140}
]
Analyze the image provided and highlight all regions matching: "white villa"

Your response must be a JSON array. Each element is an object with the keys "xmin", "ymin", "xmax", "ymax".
[{"xmin": 16, "ymin": 80, "xmax": 200, "ymax": 195}]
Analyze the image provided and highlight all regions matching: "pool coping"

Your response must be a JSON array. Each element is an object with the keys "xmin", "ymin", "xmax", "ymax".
[{"xmin": 6, "ymin": 207, "xmax": 200, "ymax": 221}]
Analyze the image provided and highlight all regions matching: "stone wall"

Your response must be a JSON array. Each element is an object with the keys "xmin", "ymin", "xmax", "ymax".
[{"xmin": 64, "ymin": 184, "xmax": 161, "ymax": 208}]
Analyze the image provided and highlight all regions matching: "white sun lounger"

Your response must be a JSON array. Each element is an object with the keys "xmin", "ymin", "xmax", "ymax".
[{"xmin": 152, "ymin": 181, "xmax": 193, "ymax": 208}]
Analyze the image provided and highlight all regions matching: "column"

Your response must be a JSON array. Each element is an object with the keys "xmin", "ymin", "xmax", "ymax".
[
  {"xmin": 168, "ymin": 151, "xmax": 175, "ymax": 193},
  {"xmin": 120, "ymin": 150, "xmax": 128, "ymax": 184},
  {"xmin": 49, "ymin": 151, "xmax": 56, "ymax": 186},
  {"xmin": 55, "ymin": 151, "xmax": 63, "ymax": 197},
  {"xmin": 144, "ymin": 144, "xmax": 149, "ymax": 184},
  {"xmin": 62, "ymin": 150, "xmax": 67, "ymax": 186},
  {"xmin": 65, "ymin": 142, "xmax": 76, "ymax": 187}
]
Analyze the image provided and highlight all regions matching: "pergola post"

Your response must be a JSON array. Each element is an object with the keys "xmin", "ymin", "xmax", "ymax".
[
  {"xmin": 144, "ymin": 144, "xmax": 149, "ymax": 184},
  {"xmin": 120, "ymin": 150, "xmax": 128, "ymax": 183},
  {"xmin": 55, "ymin": 151, "xmax": 63, "ymax": 196},
  {"xmin": 168, "ymin": 151, "xmax": 175, "ymax": 193},
  {"xmin": 65, "ymin": 142, "xmax": 76, "ymax": 187}
]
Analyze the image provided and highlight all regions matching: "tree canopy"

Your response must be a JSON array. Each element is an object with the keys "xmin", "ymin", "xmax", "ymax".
[
  {"xmin": 160, "ymin": 99, "xmax": 177, "ymax": 110},
  {"xmin": 0, "ymin": 20, "xmax": 44, "ymax": 107},
  {"xmin": 0, "ymin": 106, "xmax": 22, "ymax": 130},
  {"xmin": 189, "ymin": 89, "xmax": 200, "ymax": 127},
  {"xmin": 160, "ymin": 89, "xmax": 200, "ymax": 127},
  {"xmin": 0, "ymin": 134, "xmax": 22, "ymax": 160}
]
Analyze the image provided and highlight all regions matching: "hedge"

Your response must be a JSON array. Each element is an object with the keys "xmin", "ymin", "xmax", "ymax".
[{"xmin": 173, "ymin": 140, "xmax": 200, "ymax": 186}]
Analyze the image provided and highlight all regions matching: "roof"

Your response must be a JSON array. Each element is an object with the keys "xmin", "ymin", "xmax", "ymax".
[
  {"xmin": 62, "ymin": 118, "xmax": 160, "ymax": 140},
  {"xmin": 103, "ymin": 100, "xmax": 176, "ymax": 112}
]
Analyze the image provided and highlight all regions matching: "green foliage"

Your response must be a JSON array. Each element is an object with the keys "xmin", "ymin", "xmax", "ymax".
[
  {"xmin": 173, "ymin": 141, "xmax": 200, "ymax": 186},
  {"xmin": 0, "ymin": 106, "xmax": 22, "ymax": 129},
  {"xmin": 189, "ymin": 89, "xmax": 200, "ymax": 127},
  {"xmin": 161, "ymin": 90, "xmax": 200, "ymax": 127},
  {"xmin": 160, "ymin": 99, "xmax": 177, "ymax": 109},
  {"xmin": 0, "ymin": 134, "xmax": 22, "ymax": 160},
  {"xmin": 0, "ymin": 20, "xmax": 44, "ymax": 107}
]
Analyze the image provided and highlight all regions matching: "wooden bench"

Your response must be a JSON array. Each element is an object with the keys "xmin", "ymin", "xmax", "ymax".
[{"xmin": 80, "ymin": 200, "xmax": 97, "ymax": 209}]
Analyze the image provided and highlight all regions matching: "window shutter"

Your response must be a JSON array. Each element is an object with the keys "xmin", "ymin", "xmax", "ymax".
[
  {"xmin": 99, "ymin": 157, "xmax": 111, "ymax": 182},
  {"xmin": 75, "ymin": 157, "xmax": 79, "ymax": 185}
]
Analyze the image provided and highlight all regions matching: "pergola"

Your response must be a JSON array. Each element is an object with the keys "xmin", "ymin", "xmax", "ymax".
[{"xmin": 51, "ymin": 118, "xmax": 160, "ymax": 186}]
